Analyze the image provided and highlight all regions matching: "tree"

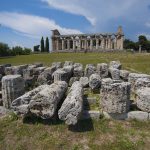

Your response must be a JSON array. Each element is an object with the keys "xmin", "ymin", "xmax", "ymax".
[
  {"xmin": 124, "ymin": 39, "xmax": 138, "ymax": 51},
  {"xmin": 45, "ymin": 37, "xmax": 49, "ymax": 52},
  {"xmin": 12, "ymin": 46, "xmax": 23, "ymax": 55},
  {"xmin": 41, "ymin": 37, "xmax": 44, "ymax": 52},
  {"xmin": 138, "ymin": 35, "xmax": 147, "ymax": 50},
  {"xmin": 33, "ymin": 45, "xmax": 40, "ymax": 52}
]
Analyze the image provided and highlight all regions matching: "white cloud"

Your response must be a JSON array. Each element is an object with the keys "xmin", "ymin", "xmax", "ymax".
[
  {"xmin": 0, "ymin": 12, "xmax": 82, "ymax": 39},
  {"xmin": 42, "ymin": 0, "xmax": 150, "ymax": 29}
]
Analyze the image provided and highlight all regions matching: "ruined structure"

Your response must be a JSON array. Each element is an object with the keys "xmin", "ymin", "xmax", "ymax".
[{"xmin": 51, "ymin": 26, "xmax": 124, "ymax": 52}]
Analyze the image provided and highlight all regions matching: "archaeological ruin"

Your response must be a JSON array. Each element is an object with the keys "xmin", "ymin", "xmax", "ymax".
[
  {"xmin": 51, "ymin": 26, "xmax": 124, "ymax": 52},
  {"xmin": 0, "ymin": 61, "xmax": 150, "ymax": 124}
]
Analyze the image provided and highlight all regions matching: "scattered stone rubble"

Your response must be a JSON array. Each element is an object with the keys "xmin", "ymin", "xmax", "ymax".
[{"xmin": 0, "ymin": 61, "xmax": 150, "ymax": 123}]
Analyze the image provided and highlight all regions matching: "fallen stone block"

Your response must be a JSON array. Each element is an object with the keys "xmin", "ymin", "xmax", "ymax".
[
  {"xmin": 73, "ymin": 63, "xmax": 83, "ymax": 77},
  {"xmin": 84, "ymin": 64, "xmax": 96, "ymax": 78},
  {"xmin": 135, "ymin": 78, "xmax": 150, "ymax": 91},
  {"xmin": 101, "ymin": 82, "xmax": 131, "ymax": 114},
  {"xmin": 69, "ymin": 77, "xmax": 79, "ymax": 87},
  {"xmin": 109, "ymin": 61, "xmax": 122, "ymax": 69},
  {"xmin": 89, "ymin": 74, "xmax": 101, "ymax": 90},
  {"xmin": 64, "ymin": 61, "xmax": 74, "ymax": 67},
  {"xmin": 29, "ymin": 81, "xmax": 68, "ymax": 119},
  {"xmin": 79, "ymin": 77, "xmax": 89, "ymax": 88},
  {"xmin": 127, "ymin": 111, "xmax": 148, "ymax": 121},
  {"xmin": 52, "ymin": 62, "xmax": 62, "ymax": 69},
  {"xmin": 109, "ymin": 68, "xmax": 120, "ymax": 80},
  {"xmin": 128, "ymin": 73, "xmax": 150, "ymax": 92},
  {"xmin": 101, "ymin": 78, "xmax": 113, "ymax": 85},
  {"xmin": 2, "ymin": 75, "xmax": 25, "ymax": 109},
  {"xmin": 58, "ymin": 81, "xmax": 83, "ymax": 125},
  {"xmin": 97, "ymin": 63, "xmax": 109, "ymax": 78},
  {"xmin": 136, "ymin": 88, "xmax": 150, "ymax": 112},
  {"xmin": 120, "ymin": 70, "xmax": 130, "ymax": 81}
]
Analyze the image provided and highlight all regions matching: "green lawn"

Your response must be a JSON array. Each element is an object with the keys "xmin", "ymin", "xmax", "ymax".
[
  {"xmin": 0, "ymin": 52, "xmax": 150, "ymax": 74},
  {"xmin": 0, "ymin": 52, "xmax": 150, "ymax": 150}
]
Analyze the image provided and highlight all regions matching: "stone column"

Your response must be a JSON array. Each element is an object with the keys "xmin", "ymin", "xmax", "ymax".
[
  {"xmin": 78, "ymin": 39, "xmax": 81, "ymax": 50},
  {"xmin": 101, "ymin": 38, "xmax": 105, "ymax": 49},
  {"xmin": 108, "ymin": 37, "xmax": 111, "ymax": 49},
  {"xmin": 96, "ymin": 39, "xmax": 99, "ymax": 50},
  {"xmin": 84, "ymin": 39, "xmax": 87, "ymax": 50},
  {"xmin": 56, "ymin": 39, "xmax": 59, "ymax": 50},
  {"xmin": 2, "ymin": 75, "xmax": 25, "ymax": 109},
  {"xmin": 114, "ymin": 36, "xmax": 117, "ymax": 50},
  {"xmin": 90, "ymin": 39, "xmax": 93, "ymax": 50},
  {"xmin": 67, "ymin": 39, "xmax": 70, "ymax": 50},
  {"xmin": 62, "ymin": 39, "xmax": 65, "ymax": 50},
  {"xmin": 73, "ymin": 40, "xmax": 76, "ymax": 50}
]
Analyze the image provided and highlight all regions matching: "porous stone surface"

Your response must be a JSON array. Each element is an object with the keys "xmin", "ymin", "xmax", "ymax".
[
  {"xmin": 63, "ymin": 61, "xmax": 74, "ymax": 67},
  {"xmin": 52, "ymin": 62, "xmax": 62, "ymax": 69},
  {"xmin": 37, "ymin": 66, "xmax": 56, "ymax": 85},
  {"xmin": 101, "ymin": 78, "xmax": 113, "ymax": 85},
  {"xmin": 11, "ymin": 85, "xmax": 49, "ymax": 115},
  {"xmin": 120, "ymin": 70, "xmax": 130, "ymax": 81},
  {"xmin": 0, "ymin": 65, "xmax": 5, "ymax": 75},
  {"xmin": 103, "ymin": 111, "xmax": 128, "ymax": 120},
  {"xmin": 97, "ymin": 63, "xmax": 108, "ymax": 78},
  {"xmin": 4, "ymin": 67, "xmax": 14, "ymax": 75},
  {"xmin": 89, "ymin": 74, "xmax": 101, "ymax": 90},
  {"xmin": 63, "ymin": 65, "xmax": 74, "ymax": 79},
  {"xmin": 81, "ymin": 111, "xmax": 101, "ymax": 120},
  {"xmin": 53, "ymin": 69, "xmax": 69, "ymax": 82},
  {"xmin": 101, "ymin": 82, "xmax": 131, "ymax": 113},
  {"xmin": 127, "ymin": 111, "xmax": 149, "ymax": 121},
  {"xmin": 33, "ymin": 67, "xmax": 46, "ymax": 76},
  {"xmin": 58, "ymin": 81, "xmax": 83, "ymax": 125},
  {"xmin": 73, "ymin": 63, "xmax": 83, "ymax": 77},
  {"xmin": 13, "ymin": 65, "xmax": 28, "ymax": 75},
  {"xmin": 33, "ymin": 63, "xmax": 43, "ymax": 67},
  {"xmin": 2, "ymin": 75, "xmax": 25, "ymax": 109},
  {"xmin": 84, "ymin": 64, "xmax": 96, "ymax": 78},
  {"xmin": 79, "ymin": 77, "xmax": 89, "ymax": 88},
  {"xmin": 128, "ymin": 73, "xmax": 150, "ymax": 92},
  {"xmin": 109, "ymin": 61, "xmax": 122, "ymax": 69},
  {"xmin": 136, "ymin": 88, "xmax": 150, "ymax": 112},
  {"xmin": 135, "ymin": 78, "xmax": 150, "ymax": 91},
  {"xmin": 69, "ymin": 77, "xmax": 79, "ymax": 87},
  {"xmin": 29, "ymin": 81, "xmax": 68, "ymax": 119},
  {"xmin": 109, "ymin": 68, "xmax": 120, "ymax": 80}
]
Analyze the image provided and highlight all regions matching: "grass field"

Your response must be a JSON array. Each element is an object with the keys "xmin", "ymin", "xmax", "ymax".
[
  {"xmin": 0, "ymin": 52, "xmax": 150, "ymax": 150},
  {"xmin": 0, "ymin": 52, "xmax": 150, "ymax": 74}
]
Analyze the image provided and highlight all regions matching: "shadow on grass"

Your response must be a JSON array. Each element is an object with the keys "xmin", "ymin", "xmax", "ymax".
[{"xmin": 68, "ymin": 119, "xmax": 94, "ymax": 132}]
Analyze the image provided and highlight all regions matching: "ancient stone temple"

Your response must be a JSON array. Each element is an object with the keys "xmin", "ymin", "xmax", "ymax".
[{"xmin": 51, "ymin": 26, "xmax": 124, "ymax": 52}]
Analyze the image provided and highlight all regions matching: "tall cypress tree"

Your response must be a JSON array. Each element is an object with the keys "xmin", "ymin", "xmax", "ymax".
[
  {"xmin": 41, "ymin": 37, "xmax": 44, "ymax": 52},
  {"xmin": 45, "ymin": 37, "xmax": 49, "ymax": 52}
]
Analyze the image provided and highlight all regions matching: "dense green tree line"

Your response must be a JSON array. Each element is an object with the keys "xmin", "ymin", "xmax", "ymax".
[
  {"xmin": 124, "ymin": 35, "xmax": 150, "ymax": 52},
  {"xmin": 0, "ymin": 42, "xmax": 32, "ymax": 57}
]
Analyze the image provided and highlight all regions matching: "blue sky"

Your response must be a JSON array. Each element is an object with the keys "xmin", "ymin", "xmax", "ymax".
[{"xmin": 0, "ymin": 0, "xmax": 150, "ymax": 49}]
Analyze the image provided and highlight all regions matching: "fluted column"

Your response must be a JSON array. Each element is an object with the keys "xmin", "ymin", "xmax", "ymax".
[
  {"xmin": 108, "ymin": 37, "xmax": 111, "ymax": 49},
  {"xmin": 73, "ymin": 40, "xmax": 76, "ymax": 50},
  {"xmin": 84, "ymin": 39, "xmax": 87, "ymax": 50},
  {"xmin": 62, "ymin": 39, "xmax": 64, "ymax": 50},
  {"xmin": 101, "ymin": 38, "xmax": 105, "ymax": 49},
  {"xmin": 90, "ymin": 39, "xmax": 93, "ymax": 50},
  {"xmin": 56, "ymin": 39, "xmax": 59, "ymax": 50},
  {"xmin": 96, "ymin": 39, "xmax": 99, "ymax": 50},
  {"xmin": 114, "ymin": 36, "xmax": 117, "ymax": 49},
  {"xmin": 67, "ymin": 39, "xmax": 70, "ymax": 50},
  {"xmin": 78, "ymin": 39, "xmax": 81, "ymax": 50}
]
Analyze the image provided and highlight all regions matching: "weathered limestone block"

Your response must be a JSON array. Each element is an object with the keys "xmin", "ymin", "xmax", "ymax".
[
  {"xmin": 120, "ymin": 70, "xmax": 130, "ymax": 81},
  {"xmin": 63, "ymin": 66, "xmax": 74, "ymax": 79},
  {"xmin": 109, "ymin": 61, "xmax": 122, "ymax": 69},
  {"xmin": 3, "ymin": 64, "xmax": 11, "ymax": 67},
  {"xmin": 79, "ymin": 77, "xmax": 89, "ymax": 88},
  {"xmin": 11, "ymin": 85, "xmax": 49, "ymax": 115},
  {"xmin": 4, "ymin": 67, "xmax": 13, "ymax": 75},
  {"xmin": 28, "ymin": 65, "xmax": 37, "ymax": 69},
  {"xmin": 33, "ymin": 67, "xmax": 46, "ymax": 76},
  {"xmin": 101, "ymin": 82, "xmax": 131, "ymax": 113},
  {"xmin": 135, "ymin": 78, "xmax": 150, "ymax": 91},
  {"xmin": 53, "ymin": 69, "xmax": 69, "ymax": 82},
  {"xmin": 109, "ymin": 68, "xmax": 120, "ymax": 80},
  {"xmin": 37, "ymin": 66, "xmax": 56, "ymax": 85},
  {"xmin": 73, "ymin": 63, "xmax": 83, "ymax": 77},
  {"xmin": 33, "ymin": 63, "xmax": 43, "ymax": 67},
  {"xmin": 52, "ymin": 62, "xmax": 62, "ymax": 69},
  {"xmin": 64, "ymin": 61, "xmax": 74, "ymax": 67},
  {"xmin": 2, "ymin": 75, "xmax": 25, "ymax": 109},
  {"xmin": 97, "ymin": 63, "xmax": 108, "ymax": 78},
  {"xmin": 136, "ymin": 88, "xmax": 150, "ymax": 112},
  {"xmin": 58, "ymin": 81, "xmax": 83, "ymax": 125},
  {"xmin": 89, "ymin": 74, "xmax": 101, "ymax": 90},
  {"xmin": 128, "ymin": 73, "xmax": 150, "ymax": 92},
  {"xmin": 101, "ymin": 78, "xmax": 113, "ymax": 85},
  {"xmin": 84, "ymin": 64, "xmax": 96, "ymax": 78},
  {"xmin": 127, "ymin": 111, "xmax": 148, "ymax": 121},
  {"xmin": 103, "ymin": 111, "xmax": 128, "ymax": 120},
  {"xmin": 69, "ymin": 77, "xmax": 79, "ymax": 87},
  {"xmin": 23, "ymin": 68, "xmax": 34, "ymax": 79},
  {"xmin": 29, "ymin": 81, "xmax": 68, "ymax": 119},
  {"xmin": 13, "ymin": 65, "xmax": 28, "ymax": 75}
]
